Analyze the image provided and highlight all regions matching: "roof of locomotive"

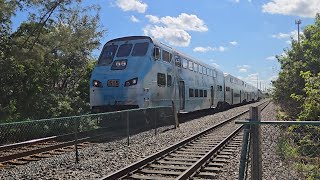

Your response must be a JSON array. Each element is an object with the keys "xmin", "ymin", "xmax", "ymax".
[{"xmin": 105, "ymin": 35, "xmax": 223, "ymax": 73}]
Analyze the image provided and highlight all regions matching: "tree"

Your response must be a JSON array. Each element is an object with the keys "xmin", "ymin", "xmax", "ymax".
[{"xmin": 0, "ymin": 0, "xmax": 105, "ymax": 122}]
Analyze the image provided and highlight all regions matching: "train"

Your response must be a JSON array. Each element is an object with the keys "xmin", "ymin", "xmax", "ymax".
[{"xmin": 90, "ymin": 36, "xmax": 262, "ymax": 113}]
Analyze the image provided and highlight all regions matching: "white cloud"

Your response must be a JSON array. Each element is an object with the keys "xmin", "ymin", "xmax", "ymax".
[
  {"xmin": 116, "ymin": 0, "xmax": 147, "ymax": 13},
  {"xmin": 144, "ymin": 13, "xmax": 208, "ymax": 47},
  {"xmin": 237, "ymin": 65, "xmax": 250, "ymax": 73},
  {"xmin": 262, "ymin": 0, "xmax": 320, "ymax": 18},
  {"xmin": 143, "ymin": 25, "xmax": 191, "ymax": 47},
  {"xmin": 146, "ymin": 13, "xmax": 208, "ymax": 32},
  {"xmin": 145, "ymin": 15, "xmax": 160, "ymax": 23},
  {"xmin": 239, "ymin": 68, "xmax": 248, "ymax": 73},
  {"xmin": 130, "ymin": 15, "xmax": 140, "ymax": 22},
  {"xmin": 229, "ymin": 41, "xmax": 238, "ymax": 46},
  {"xmin": 193, "ymin": 46, "xmax": 227, "ymax": 53},
  {"xmin": 266, "ymin": 56, "xmax": 276, "ymax": 60},
  {"xmin": 272, "ymin": 30, "xmax": 303, "ymax": 41}
]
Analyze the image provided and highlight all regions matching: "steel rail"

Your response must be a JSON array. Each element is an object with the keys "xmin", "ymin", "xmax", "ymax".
[{"xmin": 176, "ymin": 125, "xmax": 243, "ymax": 179}]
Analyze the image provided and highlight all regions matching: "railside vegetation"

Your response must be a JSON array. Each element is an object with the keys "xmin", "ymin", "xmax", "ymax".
[
  {"xmin": 273, "ymin": 14, "xmax": 320, "ymax": 179},
  {"xmin": 0, "ymin": 0, "xmax": 105, "ymax": 122}
]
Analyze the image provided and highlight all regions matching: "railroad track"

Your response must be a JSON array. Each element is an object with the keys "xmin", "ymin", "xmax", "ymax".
[
  {"xmin": 102, "ymin": 100, "xmax": 270, "ymax": 179},
  {"xmin": 0, "ymin": 100, "xmax": 269, "ymax": 169},
  {"xmin": 0, "ymin": 128, "xmax": 122, "ymax": 168}
]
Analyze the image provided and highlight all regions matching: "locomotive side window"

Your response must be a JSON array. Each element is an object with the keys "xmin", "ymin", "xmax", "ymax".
[
  {"xmin": 188, "ymin": 61, "xmax": 193, "ymax": 71},
  {"xmin": 204, "ymin": 90, "xmax": 207, "ymax": 97},
  {"xmin": 195, "ymin": 89, "xmax": 199, "ymax": 97},
  {"xmin": 167, "ymin": 75, "xmax": 172, "ymax": 86},
  {"xmin": 200, "ymin": 90, "xmax": 203, "ymax": 97},
  {"xmin": 153, "ymin": 47, "xmax": 161, "ymax": 60},
  {"xmin": 189, "ymin": 88, "xmax": 194, "ymax": 97},
  {"xmin": 182, "ymin": 59, "xmax": 188, "ymax": 68},
  {"xmin": 162, "ymin": 50, "xmax": 171, "ymax": 62},
  {"xmin": 157, "ymin": 73, "xmax": 166, "ymax": 86},
  {"xmin": 132, "ymin": 42, "xmax": 149, "ymax": 56},
  {"xmin": 116, "ymin": 44, "xmax": 133, "ymax": 57},
  {"xmin": 98, "ymin": 45, "xmax": 118, "ymax": 65}
]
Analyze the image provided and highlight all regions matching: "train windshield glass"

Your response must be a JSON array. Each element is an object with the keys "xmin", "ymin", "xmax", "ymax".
[
  {"xmin": 132, "ymin": 42, "xmax": 149, "ymax": 56},
  {"xmin": 98, "ymin": 45, "xmax": 118, "ymax": 65},
  {"xmin": 116, "ymin": 44, "xmax": 133, "ymax": 57}
]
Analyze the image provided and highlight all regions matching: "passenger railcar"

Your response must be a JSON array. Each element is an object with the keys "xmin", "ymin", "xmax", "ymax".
[
  {"xmin": 90, "ymin": 36, "xmax": 259, "ymax": 113},
  {"xmin": 224, "ymin": 74, "xmax": 259, "ymax": 107}
]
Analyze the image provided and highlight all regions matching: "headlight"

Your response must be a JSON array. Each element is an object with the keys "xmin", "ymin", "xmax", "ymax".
[
  {"xmin": 93, "ymin": 80, "xmax": 102, "ymax": 87},
  {"xmin": 115, "ymin": 61, "xmax": 121, "ymax": 67},
  {"xmin": 124, "ymin": 77, "xmax": 138, "ymax": 87},
  {"xmin": 121, "ymin": 61, "xmax": 127, "ymax": 66}
]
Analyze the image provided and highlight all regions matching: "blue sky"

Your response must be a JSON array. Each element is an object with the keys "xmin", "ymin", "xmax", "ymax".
[{"xmin": 13, "ymin": 0, "xmax": 319, "ymax": 90}]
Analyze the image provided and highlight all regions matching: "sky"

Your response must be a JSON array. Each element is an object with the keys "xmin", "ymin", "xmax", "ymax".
[{"xmin": 13, "ymin": 0, "xmax": 319, "ymax": 90}]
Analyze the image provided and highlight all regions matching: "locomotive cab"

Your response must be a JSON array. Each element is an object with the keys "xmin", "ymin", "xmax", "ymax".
[{"xmin": 90, "ymin": 36, "xmax": 154, "ymax": 113}]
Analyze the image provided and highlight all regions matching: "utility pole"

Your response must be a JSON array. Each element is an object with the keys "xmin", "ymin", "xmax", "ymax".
[{"xmin": 295, "ymin": 19, "xmax": 301, "ymax": 44}]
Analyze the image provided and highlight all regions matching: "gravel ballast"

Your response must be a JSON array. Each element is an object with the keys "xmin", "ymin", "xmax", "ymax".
[{"xmin": 0, "ymin": 100, "xmax": 287, "ymax": 179}]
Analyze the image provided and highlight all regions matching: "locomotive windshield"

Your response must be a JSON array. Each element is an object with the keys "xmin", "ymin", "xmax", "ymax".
[
  {"xmin": 98, "ymin": 45, "xmax": 118, "ymax": 65},
  {"xmin": 132, "ymin": 42, "xmax": 149, "ymax": 56},
  {"xmin": 116, "ymin": 44, "xmax": 133, "ymax": 57}
]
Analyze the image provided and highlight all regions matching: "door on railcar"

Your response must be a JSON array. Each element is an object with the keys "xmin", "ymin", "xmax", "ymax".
[
  {"xmin": 231, "ymin": 89, "xmax": 234, "ymax": 105},
  {"xmin": 179, "ymin": 81, "xmax": 185, "ymax": 110},
  {"xmin": 211, "ymin": 86, "xmax": 214, "ymax": 107}
]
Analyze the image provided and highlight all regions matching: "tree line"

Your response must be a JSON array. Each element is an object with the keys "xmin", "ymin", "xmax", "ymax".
[
  {"xmin": 272, "ymin": 14, "xmax": 320, "ymax": 178},
  {"xmin": 0, "ymin": 0, "xmax": 105, "ymax": 122},
  {"xmin": 273, "ymin": 14, "xmax": 320, "ymax": 122}
]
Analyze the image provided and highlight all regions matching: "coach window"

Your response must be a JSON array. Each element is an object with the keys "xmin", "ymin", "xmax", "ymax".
[
  {"xmin": 182, "ymin": 59, "xmax": 188, "ymax": 68},
  {"xmin": 189, "ymin": 88, "xmax": 194, "ymax": 97},
  {"xmin": 116, "ymin": 44, "xmax": 133, "ymax": 57},
  {"xmin": 204, "ymin": 90, "xmax": 207, "ymax": 97},
  {"xmin": 194, "ymin": 63, "xmax": 198, "ymax": 72},
  {"xmin": 167, "ymin": 75, "xmax": 172, "ymax": 86},
  {"xmin": 200, "ymin": 90, "xmax": 203, "ymax": 97},
  {"xmin": 157, "ymin": 73, "xmax": 166, "ymax": 86},
  {"xmin": 132, "ymin": 42, "xmax": 149, "ymax": 56},
  {"xmin": 213, "ymin": 70, "xmax": 217, "ymax": 78},
  {"xmin": 195, "ymin": 89, "xmax": 199, "ymax": 97},
  {"xmin": 162, "ymin": 50, "xmax": 171, "ymax": 62},
  {"xmin": 175, "ymin": 56, "xmax": 181, "ymax": 67},
  {"xmin": 188, "ymin": 61, "xmax": 193, "ymax": 71}
]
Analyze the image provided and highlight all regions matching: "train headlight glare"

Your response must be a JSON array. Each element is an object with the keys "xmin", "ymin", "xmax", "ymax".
[
  {"xmin": 124, "ymin": 77, "xmax": 138, "ymax": 87},
  {"xmin": 93, "ymin": 80, "xmax": 102, "ymax": 87}
]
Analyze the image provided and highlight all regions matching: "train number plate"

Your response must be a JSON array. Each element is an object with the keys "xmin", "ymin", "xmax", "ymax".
[{"xmin": 107, "ymin": 80, "xmax": 119, "ymax": 87}]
